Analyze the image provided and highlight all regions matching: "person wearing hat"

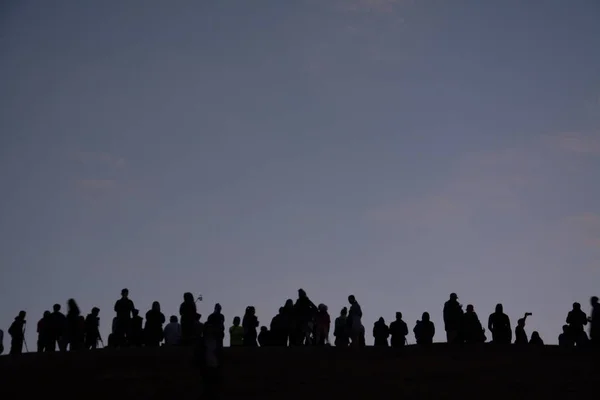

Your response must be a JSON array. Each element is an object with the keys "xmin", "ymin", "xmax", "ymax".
[{"xmin": 443, "ymin": 293, "xmax": 464, "ymax": 344}]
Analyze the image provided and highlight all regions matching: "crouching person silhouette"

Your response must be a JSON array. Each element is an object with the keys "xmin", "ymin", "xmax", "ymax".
[{"xmin": 194, "ymin": 322, "xmax": 224, "ymax": 400}]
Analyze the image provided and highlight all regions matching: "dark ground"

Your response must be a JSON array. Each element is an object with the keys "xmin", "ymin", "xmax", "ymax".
[{"xmin": 0, "ymin": 344, "xmax": 596, "ymax": 399}]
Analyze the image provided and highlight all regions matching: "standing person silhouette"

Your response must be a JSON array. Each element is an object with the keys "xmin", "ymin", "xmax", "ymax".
[
  {"xmin": 179, "ymin": 293, "xmax": 197, "ymax": 346},
  {"xmin": 114, "ymin": 289, "xmax": 135, "ymax": 347}
]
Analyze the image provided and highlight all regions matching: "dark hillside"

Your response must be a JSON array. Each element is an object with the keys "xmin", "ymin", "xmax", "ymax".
[{"xmin": 0, "ymin": 345, "xmax": 595, "ymax": 399}]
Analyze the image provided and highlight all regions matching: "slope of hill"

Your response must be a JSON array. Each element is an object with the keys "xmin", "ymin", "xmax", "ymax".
[{"xmin": 0, "ymin": 344, "xmax": 595, "ymax": 399}]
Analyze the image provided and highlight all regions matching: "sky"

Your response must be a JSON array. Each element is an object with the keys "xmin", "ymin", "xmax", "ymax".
[{"xmin": 1, "ymin": 0, "xmax": 599, "ymax": 349}]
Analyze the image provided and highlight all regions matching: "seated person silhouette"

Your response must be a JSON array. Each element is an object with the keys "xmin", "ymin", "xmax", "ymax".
[{"xmin": 414, "ymin": 312, "xmax": 435, "ymax": 346}]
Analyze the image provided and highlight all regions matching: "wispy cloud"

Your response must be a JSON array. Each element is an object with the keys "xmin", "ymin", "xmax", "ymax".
[
  {"xmin": 338, "ymin": 0, "xmax": 408, "ymax": 13},
  {"xmin": 76, "ymin": 179, "xmax": 117, "ymax": 191},
  {"xmin": 365, "ymin": 134, "xmax": 590, "ymax": 229},
  {"xmin": 543, "ymin": 132, "xmax": 600, "ymax": 156},
  {"xmin": 565, "ymin": 212, "xmax": 600, "ymax": 249},
  {"xmin": 74, "ymin": 151, "xmax": 126, "ymax": 169}
]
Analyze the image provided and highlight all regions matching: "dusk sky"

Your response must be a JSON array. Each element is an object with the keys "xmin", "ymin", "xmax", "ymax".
[{"xmin": 1, "ymin": 0, "xmax": 599, "ymax": 348}]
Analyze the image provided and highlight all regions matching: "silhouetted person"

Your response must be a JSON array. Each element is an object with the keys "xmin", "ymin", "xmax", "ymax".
[
  {"xmin": 242, "ymin": 306, "xmax": 258, "ymax": 347},
  {"xmin": 293, "ymin": 289, "xmax": 317, "ymax": 346},
  {"xmin": 85, "ymin": 307, "xmax": 101, "ymax": 349},
  {"xmin": 114, "ymin": 288, "xmax": 134, "ymax": 347},
  {"xmin": 207, "ymin": 304, "xmax": 225, "ymax": 347},
  {"xmin": 558, "ymin": 325, "xmax": 573, "ymax": 348},
  {"xmin": 488, "ymin": 304, "xmax": 512, "ymax": 344},
  {"xmin": 9, "ymin": 311, "xmax": 27, "ymax": 355},
  {"xmin": 194, "ymin": 322, "xmax": 223, "ymax": 400},
  {"xmin": 389, "ymin": 312, "xmax": 409, "ymax": 348},
  {"xmin": 461, "ymin": 305, "xmax": 486, "ymax": 344},
  {"xmin": 37, "ymin": 311, "xmax": 52, "ymax": 352},
  {"xmin": 144, "ymin": 301, "xmax": 165, "ymax": 347},
  {"xmin": 258, "ymin": 326, "xmax": 271, "ymax": 346},
  {"xmin": 529, "ymin": 331, "xmax": 544, "ymax": 346},
  {"xmin": 590, "ymin": 296, "xmax": 600, "ymax": 347},
  {"xmin": 282, "ymin": 299, "xmax": 295, "ymax": 346},
  {"xmin": 107, "ymin": 317, "xmax": 118, "ymax": 348},
  {"xmin": 514, "ymin": 312, "xmax": 532, "ymax": 345},
  {"xmin": 164, "ymin": 315, "xmax": 181, "ymax": 346},
  {"xmin": 50, "ymin": 303, "xmax": 67, "ymax": 352},
  {"xmin": 334, "ymin": 307, "xmax": 349, "ymax": 347},
  {"xmin": 129, "ymin": 309, "xmax": 143, "ymax": 347},
  {"xmin": 179, "ymin": 292, "xmax": 197, "ymax": 346},
  {"xmin": 315, "ymin": 304, "xmax": 331, "ymax": 346},
  {"xmin": 443, "ymin": 293, "xmax": 463, "ymax": 344},
  {"xmin": 414, "ymin": 312, "xmax": 435, "ymax": 346},
  {"xmin": 373, "ymin": 317, "xmax": 390, "ymax": 347},
  {"xmin": 230, "ymin": 317, "xmax": 244, "ymax": 347},
  {"xmin": 270, "ymin": 307, "xmax": 287, "ymax": 346},
  {"xmin": 66, "ymin": 299, "xmax": 84, "ymax": 351},
  {"xmin": 0, "ymin": 329, "xmax": 4, "ymax": 355},
  {"xmin": 193, "ymin": 313, "xmax": 204, "ymax": 342},
  {"xmin": 348, "ymin": 295, "xmax": 364, "ymax": 348},
  {"xmin": 566, "ymin": 302, "xmax": 588, "ymax": 347}
]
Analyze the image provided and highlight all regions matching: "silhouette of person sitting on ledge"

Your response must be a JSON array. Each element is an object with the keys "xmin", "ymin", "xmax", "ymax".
[
  {"xmin": 488, "ymin": 304, "xmax": 511, "ymax": 344},
  {"xmin": 514, "ymin": 312, "xmax": 532, "ymax": 345},
  {"xmin": 461, "ymin": 305, "xmax": 485, "ymax": 344},
  {"xmin": 164, "ymin": 315, "xmax": 181, "ymax": 346},
  {"xmin": 414, "ymin": 312, "xmax": 435, "ymax": 346},
  {"xmin": 558, "ymin": 325, "xmax": 573, "ymax": 348},
  {"xmin": 529, "ymin": 331, "xmax": 544, "ymax": 346},
  {"xmin": 258, "ymin": 326, "xmax": 271, "ymax": 346},
  {"xmin": 373, "ymin": 317, "xmax": 390, "ymax": 347},
  {"xmin": 229, "ymin": 317, "xmax": 244, "ymax": 347}
]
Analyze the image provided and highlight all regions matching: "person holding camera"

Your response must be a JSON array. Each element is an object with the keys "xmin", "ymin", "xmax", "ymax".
[{"xmin": 514, "ymin": 312, "xmax": 532, "ymax": 345}]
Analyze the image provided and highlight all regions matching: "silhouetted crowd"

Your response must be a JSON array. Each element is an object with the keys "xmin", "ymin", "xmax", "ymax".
[{"xmin": 2, "ymin": 290, "xmax": 600, "ymax": 356}]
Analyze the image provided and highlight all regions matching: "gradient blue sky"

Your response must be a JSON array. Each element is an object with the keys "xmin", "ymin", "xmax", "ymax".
[{"xmin": 1, "ymin": 0, "xmax": 599, "ymax": 347}]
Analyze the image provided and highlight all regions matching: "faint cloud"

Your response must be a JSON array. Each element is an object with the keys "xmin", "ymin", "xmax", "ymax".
[
  {"xmin": 74, "ymin": 151, "xmax": 126, "ymax": 169},
  {"xmin": 365, "ymin": 142, "xmax": 553, "ymax": 228},
  {"xmin": 365, "ymin": 195, "xmax": 463, "ymax": 227},
  {"xmin": 338, "ymin": 0, "xmax": 409, "ymax": 13},
  {"xmin": 543, "ymin": 132, "xmax": 600, "ymax": 156},
  {"xmin": 77, "ymin": 179, "xmax": 116, "ymax": 191},
  {"xmin": 565, "ymin": 213, "xmax": 600, "ymax": 249}
]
